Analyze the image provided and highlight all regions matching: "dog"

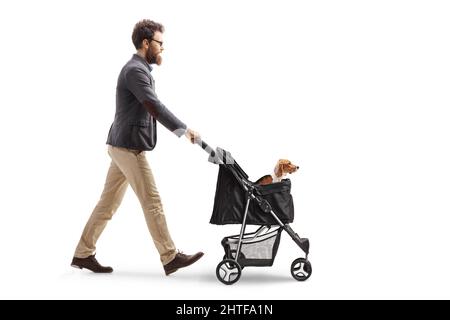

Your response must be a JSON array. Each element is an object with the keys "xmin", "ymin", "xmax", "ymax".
[{"xmin": 255, "ymin": 159, "xmax": 299, "ymax": 185}]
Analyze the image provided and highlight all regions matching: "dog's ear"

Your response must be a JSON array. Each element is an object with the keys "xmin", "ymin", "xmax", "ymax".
[
  {"xmin": 274, "ymin": 160, "xmax": 282, "ymax": 178},
  {"xmin": 278, "ymin": 159, "xmax": 290, "ymax": 176},
  {"xmin": 275, "ymin": 159, "xmax": 287, "ymax": 177}
]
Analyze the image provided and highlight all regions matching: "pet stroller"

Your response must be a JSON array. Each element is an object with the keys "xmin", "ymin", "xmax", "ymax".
[{"xmin": 199, "ymin": 142, "xmax": 311, "ymax": 285}]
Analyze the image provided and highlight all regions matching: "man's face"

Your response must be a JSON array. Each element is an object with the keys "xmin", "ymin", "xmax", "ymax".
[{"xmin": 144, "ymin": 31, "xmax": 164, "ymax": 65}]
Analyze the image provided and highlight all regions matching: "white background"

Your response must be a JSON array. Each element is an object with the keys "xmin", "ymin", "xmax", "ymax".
[{"xmin": 0, "ymin": 0, "xmax": 449, "ymax": 299}]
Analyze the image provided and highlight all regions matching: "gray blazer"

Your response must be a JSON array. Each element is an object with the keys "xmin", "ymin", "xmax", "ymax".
[{"xmin": 106, "ymin": 54, "xmax": 187, "ymax": 151}]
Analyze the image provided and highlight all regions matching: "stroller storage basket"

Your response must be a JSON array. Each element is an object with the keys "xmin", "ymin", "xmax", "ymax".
[
  {"xmin": 222, "ymin": 227, "xmax": 282, "ymax": 267},
  {"xmin": 210, "ymin": 164, "xmax": 294, "ymax": 225}
]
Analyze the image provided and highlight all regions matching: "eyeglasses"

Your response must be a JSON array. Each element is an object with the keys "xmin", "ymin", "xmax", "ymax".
[{"xmin": 150, "ymin": 38, "xmax": 163, "ymax": 47}]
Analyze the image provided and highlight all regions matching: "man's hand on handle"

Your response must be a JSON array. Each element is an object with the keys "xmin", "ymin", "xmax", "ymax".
[
  {"xmin": 184, "ymin": 128, "xmax": 217, "ymax": 159},
  {"xmin": 185, "ymin": 128, "xmax": 201, "ymax": 144}
]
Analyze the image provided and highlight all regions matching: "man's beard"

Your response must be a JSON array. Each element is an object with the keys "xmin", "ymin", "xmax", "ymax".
[{"xmin": 146, "ymin": 49, "xmax": 162, "ymax": 65}]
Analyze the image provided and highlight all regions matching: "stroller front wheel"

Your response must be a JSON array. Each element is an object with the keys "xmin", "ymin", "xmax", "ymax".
[
  {"xmin": 291, "ymin": 258, "xmax": 312, "ymax": 281},
  {"xmin": 216, "ymin": 259, "xmax": 242, "ymax": 285}
]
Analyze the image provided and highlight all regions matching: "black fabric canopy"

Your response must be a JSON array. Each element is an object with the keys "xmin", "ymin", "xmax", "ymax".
[{"xmin": 210, "ymin": 163, "xmax": 295, "ymax": 225}]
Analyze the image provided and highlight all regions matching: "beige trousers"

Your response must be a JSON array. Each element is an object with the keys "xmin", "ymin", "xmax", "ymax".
[{"xmin": 74, "ymin": 145, "xmax": 177, "ymax": 265}]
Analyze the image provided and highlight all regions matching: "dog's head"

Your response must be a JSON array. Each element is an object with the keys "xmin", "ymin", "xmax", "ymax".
[{"xmin": 274, "ymin": 159, "xmax": 299, "ymax": 178}]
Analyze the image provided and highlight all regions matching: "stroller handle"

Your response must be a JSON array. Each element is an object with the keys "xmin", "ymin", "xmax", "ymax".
[{"xmin": 195, "ymin": 139, "xmax": 216, "ymax": 158}]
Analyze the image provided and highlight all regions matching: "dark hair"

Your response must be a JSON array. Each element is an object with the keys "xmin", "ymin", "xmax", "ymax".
[{"xmin": 132, "ymin": 19, "xmax": 165, "ymax": 49}]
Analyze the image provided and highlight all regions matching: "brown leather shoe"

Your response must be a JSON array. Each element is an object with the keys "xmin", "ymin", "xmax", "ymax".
[
  {"xmin": 71, "ymin": 254, "xmax": 113, "ymax": 273},
  {"xmin": 164, "ymin": 251, "xmax": 204, "ymax": 275}
]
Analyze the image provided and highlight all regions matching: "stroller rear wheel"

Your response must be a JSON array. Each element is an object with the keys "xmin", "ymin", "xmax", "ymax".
[
  {"xmin": 291, "ymin": 258, "xmax": 312, "ymax": 281},
  {"xmin": 216, "ymin": 259, "xmax": 242, "ymax": 285},
  {"xmin": 223, "ymin": 250, "xmax": 245, "ymax": 269}
]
